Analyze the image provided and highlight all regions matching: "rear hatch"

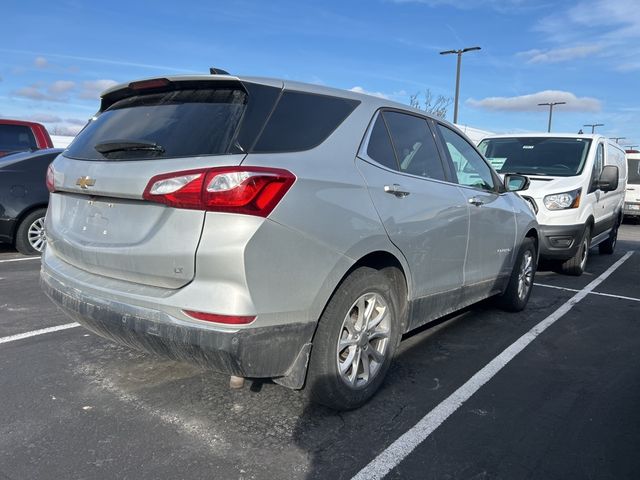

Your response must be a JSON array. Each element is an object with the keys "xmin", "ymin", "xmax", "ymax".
[{"xmin": 46, "ymin": 77, "xmax": 282, "ymax": 289}]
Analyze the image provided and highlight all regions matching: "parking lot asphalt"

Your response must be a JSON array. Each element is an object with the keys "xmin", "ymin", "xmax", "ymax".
[{"xmin": 1, "ymin": 224, "xmax": 639, "ymax": 480}]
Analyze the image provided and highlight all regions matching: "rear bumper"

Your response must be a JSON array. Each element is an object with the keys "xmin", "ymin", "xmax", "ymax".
[
  {"xmin": 41, "ymin": 260, "xmax": 315, "ymax": 383},
  {"xmin": 538, "ymin": 223, "xmax": 586, "ymax": 260}
]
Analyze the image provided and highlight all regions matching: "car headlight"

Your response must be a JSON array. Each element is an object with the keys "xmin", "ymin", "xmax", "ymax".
[{"xmin": 543, "ymin": 188, "xmax": 582, "ymax": 210}]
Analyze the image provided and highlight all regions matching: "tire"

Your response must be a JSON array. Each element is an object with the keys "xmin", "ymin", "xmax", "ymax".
[
  {"xmin": 495, "ymin": 237, "xmax": 537, "ymax": 312},
  {"xmin": 560, "ymin": 225, "xmax": 591, "ymax": 276},
  {"xmin": 598, "ymin": 220, "xmax": 619, "ymax": 255},
  {"xmin": 15, "ymin": 208, "xmax": 47, "ymax": 255},
  {"xmin": 306, "ymin": 267, "xmax": 403, "ymax": 410}
]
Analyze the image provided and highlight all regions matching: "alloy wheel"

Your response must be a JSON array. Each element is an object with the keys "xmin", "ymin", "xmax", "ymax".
[
  {"xmin": 336, "ymin": 293, "xmax": 390, "ymax": 389},
  {"xmin": 27, "ymin": 217, "xmax": 46, "ymax": 252}
]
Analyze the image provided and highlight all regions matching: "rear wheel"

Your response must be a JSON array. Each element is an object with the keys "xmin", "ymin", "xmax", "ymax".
[
  {"xmin": 561, "ymin": 225, "xmax": 591, "ymax": 276},
  {"xmin": 15, "ymin": 208, "xmax": 47, "ymax": 255},
  {"xmin": 496, "ymin": 237, "xmax": 536, "ymax": 312},
  {"xmin": 306, "ymin": 267, "xmax": 403, "ymax": 410},
  {"xmin": 598, "ymin": 220, "xmax": 619, "ymax": 255}
]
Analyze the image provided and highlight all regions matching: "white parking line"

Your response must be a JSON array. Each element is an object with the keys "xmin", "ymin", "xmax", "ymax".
[
  {"xmin": 535, "ymin": 282, "xmax": 640, "ymax": 303},
  {"xmin": 352, "ymin": 251, "xmax": 634, "ymax": 480},
  {"xmin": 0, "ymin": 256, "xmax": 41, "ymax": 264},
  {"xmin": 0, "ymin": 323, "xmax": 80, "ymax": 345}
]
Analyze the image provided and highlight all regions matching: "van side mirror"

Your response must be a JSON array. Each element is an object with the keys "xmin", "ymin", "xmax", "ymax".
[
  {"xmin": 598, "ymin": 165, "xmax": 619, "ymax": 192},
  {"xmin": 503, "ymin": 174, "xmax": 530, "ymax": 192}
]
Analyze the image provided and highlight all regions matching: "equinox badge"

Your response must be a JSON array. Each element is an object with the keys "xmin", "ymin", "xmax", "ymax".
[{"xmin": 76, "ymin": 176, "xmax": 96, "ymax": 189}]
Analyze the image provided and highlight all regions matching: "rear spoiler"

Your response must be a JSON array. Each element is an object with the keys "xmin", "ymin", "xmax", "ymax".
[{"xmin": 99, "ymin": 75, "xmax": 247, "ymax": 111}]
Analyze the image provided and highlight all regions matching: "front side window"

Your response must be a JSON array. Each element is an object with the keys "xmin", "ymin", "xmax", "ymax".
[
  {"xmin": 589, "ymin": 143, "xmax": 605, "ymax": 192},
  {"xmin": 628, "ymin": 158, "xmax": 640, "ymax": 185},
  {"xmin": 438, "ymin": 124, "xmax": 494, "ymax": 191},
  {"xmin": 382, "ymin": 111, "xmax": 446, "ymax": 181}
]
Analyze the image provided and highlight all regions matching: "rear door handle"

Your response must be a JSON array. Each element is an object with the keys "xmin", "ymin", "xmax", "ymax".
[
  {"xmin": 468, "ymin": 197, "xmax": 484, "ymax": 207},
  {"xmin": 384, "ymin": 184, "xmax": 410, "ymax": 197}
]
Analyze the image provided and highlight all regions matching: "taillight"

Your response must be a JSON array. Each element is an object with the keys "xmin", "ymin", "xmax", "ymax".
[
  {"xmin": 46, "ymin": 164, "xmax": 56, "ymax": 192},
  {"xmin": 143, "ymin": 167, "xmax": 295, "ymax": 217},
  {"xmin": 183, "ymin": 310, "xmax": 255, "ymax": 325}
]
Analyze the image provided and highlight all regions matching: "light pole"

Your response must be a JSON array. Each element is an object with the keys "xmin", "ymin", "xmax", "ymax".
[
  {"xmin": 538, "ymin": 102, "xmax": 566, "ymax": 132},
  {"xmin": 611, "ymin": 137, "xmax": 626, "ymax": 143},
  {"xmin": 583, "ymin": 123, "xmax": 604, "ymax": 133},
  {"xmin": 440, "ymin": 46, "xmax": 481, "ymax": 124}
]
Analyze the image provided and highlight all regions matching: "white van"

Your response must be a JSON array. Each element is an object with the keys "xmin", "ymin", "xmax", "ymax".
[
  {"xmin": 624, "ymin": 151, "xmax": 640, "ymax": 220},
  {"xmin": 478, "ymin": 134, "xmax": 627, "ymax": 275}
]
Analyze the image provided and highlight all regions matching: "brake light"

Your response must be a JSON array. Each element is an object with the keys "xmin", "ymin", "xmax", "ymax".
[
  {"xmin": 183, "ymin": 310, "xmax": 255, "ymax": 325},
  {"xmin": 46, "ymin": 164, "xmax": 56, "ymax": 192},
  {"xmin": 143, "ymin": 167, "xmax": 295, "ymax": 217},
  {"xmin": 129, "ymin": 78, "xmax": 171, "ymax": 90}
]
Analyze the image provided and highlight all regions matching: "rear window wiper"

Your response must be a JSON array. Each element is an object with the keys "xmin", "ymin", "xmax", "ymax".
[{"xmin": 95, "ymin": 140, "xmax": 165, "ymax": 155}]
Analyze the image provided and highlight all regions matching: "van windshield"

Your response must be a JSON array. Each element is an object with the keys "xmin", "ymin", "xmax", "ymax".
[
  {"xmin": 628, "ymin": 158, "xmax": 640, "ymax": 185},
  {"xmin": 478, "ymin": 137, "xmax": 592, "ymax": 177}
]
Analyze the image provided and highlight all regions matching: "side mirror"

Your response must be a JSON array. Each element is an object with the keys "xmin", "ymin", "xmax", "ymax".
[
  {"xmin": 504, "ymin": 174, "xmax": 530, "ymax": 192},
  {"xmin": 598, "ymin": 165, "xmax": 619, "ymax": 192}
]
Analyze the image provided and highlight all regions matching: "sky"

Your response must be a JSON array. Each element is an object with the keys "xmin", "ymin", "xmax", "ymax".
[{"xmin": 1, "ymin": 0, "xmax": 639, "ymax": 148}]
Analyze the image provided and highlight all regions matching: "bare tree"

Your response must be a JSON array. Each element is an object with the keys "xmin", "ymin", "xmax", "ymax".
[{"xmin": 409, "ymin": 89, "xmax": 452, "ymax": 119}]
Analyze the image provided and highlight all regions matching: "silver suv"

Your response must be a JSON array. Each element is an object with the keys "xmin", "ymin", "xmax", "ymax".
[{"xmin": 42, "ymin": 75, "xmax": 538, "ymax": 410}]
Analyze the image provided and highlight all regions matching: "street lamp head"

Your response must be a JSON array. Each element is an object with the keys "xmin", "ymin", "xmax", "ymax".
[
  {"xmin": 439, "ymin": 50, "xmax": 457, "ymax": 55},
  {"xmin": 462, "ymin": 46, "xmax": 481, "ymax": 53}
]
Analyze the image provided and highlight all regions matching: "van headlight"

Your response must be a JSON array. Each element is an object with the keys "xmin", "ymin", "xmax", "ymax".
[{"xmin": 543, "ymin": 188, "xmax": 582, "ymax": 210}]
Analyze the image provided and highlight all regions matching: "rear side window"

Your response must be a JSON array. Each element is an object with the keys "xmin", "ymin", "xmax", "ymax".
[
  {"xmin": 251, "ymin": 91, "xmax": 359, "ymax": 153},
  {"xmin": 65, "ymin": 88, "xmax": 248, "ymax": 161},
  {"xmin": 365, "ymin": 115, "xmax": 398, "ymax": 170},
  {"xmin": 382, "ymin": 111, "xmax": 446, "ymax": 181},
  {"xmin": 0, "ymin": 124, "xmax": 37, "ymax": 152}
]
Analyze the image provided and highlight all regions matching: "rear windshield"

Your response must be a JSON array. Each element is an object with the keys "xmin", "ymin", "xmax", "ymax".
[
  {"xmin": 0, "ymin": 124, "xmax": 37, "ymax": 152},
  {"xmin": 478, "ymin": 137, "xmax": 592, "ymax": 176},
  {"xmin": 65, "ymin": 88, "xmax": 248, "ymax": 161},
  {"xmin": 64, "ymin": 84, "xmax": 359, "ymax": 161},
  {"xmin": 629, "ymin": 158, "xmax": 640, "ymax": 184}
]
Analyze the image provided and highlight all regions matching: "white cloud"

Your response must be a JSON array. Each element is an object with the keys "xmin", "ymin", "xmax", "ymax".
[
  {"xmin": 349, "ymin": 86, "xmax": 389, "ymax": 99},
  {"xmin": 532, "ymin": 0, "xmax": 640, "ymax": 70},
  {"xmin": 78, "ymin": 79, "xmax": 118, "ymax": 99},
  {"xmin": 518, "ymin": 44, "xmax": 603, "ymax": 64},
  {"xmin": 49, "ymin": 80, "xmax": 76, "ymax": 94},
  {"xmin": 28, "ymin": 113, "xmax": 62, "ymax": 123},
  {"xmin": 467, "ymin": 90, "xmax": 601, "ymax": 112},
  {"xmin": 14, "ymin": 86, "xmax": 51, "ymax": 101},
  {"xmin": 65, "ymin": 117, "xmax": 88, "ymax": 126},
  {"xmin": 389, "ymin": 0, "xmax": 534, "ymax": 12},
  {"xmin": 34, "ymin": 56, "xmax": 48, "ymax": 68}
]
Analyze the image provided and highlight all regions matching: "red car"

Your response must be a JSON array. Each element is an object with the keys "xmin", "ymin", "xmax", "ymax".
[{"xmin": 0, "ymin": 119, "xmax": 54, "ymax": 157}]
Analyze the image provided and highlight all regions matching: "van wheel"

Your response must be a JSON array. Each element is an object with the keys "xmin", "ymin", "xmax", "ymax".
[
  {"xmin": 561, "ymin": 225, "xmax": 591, "ymax": 276},
  {"xmin": 306, "ymin": 267, "xmax": 402, "ymax": 410},
  {"xmin": 495, "ymin": 237, "xmax": 536, "ymax": 312},
  {"xmin": 15, "ymin": 208, "xmax": 47, "ymax": 255},
  {"xmin": 598, "ymin": 221, "xmax": 619, "ymax": 255}
]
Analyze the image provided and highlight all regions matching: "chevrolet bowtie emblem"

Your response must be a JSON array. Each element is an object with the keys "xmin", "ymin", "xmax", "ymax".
[{"xmin": 76, "ymin": 176, "xmax": 96, "ymax": 189}]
